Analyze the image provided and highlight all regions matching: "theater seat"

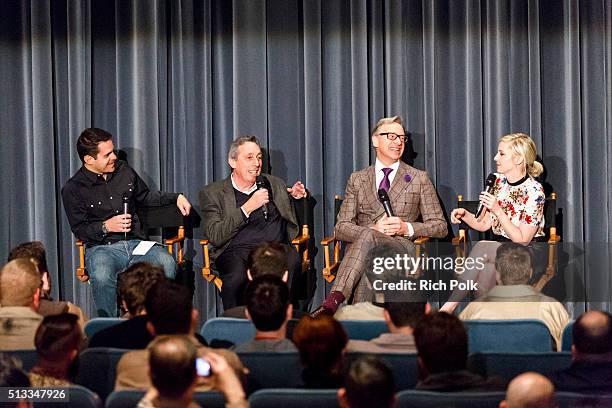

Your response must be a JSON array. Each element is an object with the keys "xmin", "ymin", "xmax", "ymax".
[
  {"xmin": 468, "ymin": 352, "xmax": 572, "ymax": 385},
  {"xmin": 556, "ymin": 392, "xmax": 612, "ymax": 408},
  {"xmin": 200, "ymin": 317, "xmax": 256, "ymax": 345},
  {"xmin": 464, "ymin": 320, "xmax": 555, "ymax": 353},
  {"xmin": 561, "ymin": 321, "xmax": 573, "ymax": 351},
  {"xmin": 73, "ymin": 347, "xmax": 130, "ymax": 402},
  {"xmin": 36, "ymin": 385, "xmax": 102, "ymax": 408},
  {"xmin": 201, "ymin": 317, "xmax": 389, "ymax": 346},
  {"xmin": 106, "ymin": 390, "xmax": 226, "ymax": 408},
  {"xmin": 237, "ymin": 352, "xmax": 303, "ymax": 394},
  {"xmin": 249, "ymin": 388, "xmax": 339, "ymax": 408},
  {"xmin": 346, "ymin": 352, "xmax": 419, "ymax": 391},
  {"xmin": 396, "ymin": 390, "xmax": 506, "ymax": 408},
  {"xmin": 83, "ymin": 317, "xmax": 125, "ymax": 338},
  {"xmin": 2, "ymin": 349, "xmax": 38, "ymax": 371},
  {"xmin": 339, "ymin": 320, "xmax": 388, "ymax": 340}
]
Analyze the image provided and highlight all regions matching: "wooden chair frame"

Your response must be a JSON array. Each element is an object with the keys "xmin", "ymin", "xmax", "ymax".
[
  {"xmin": 321, "ymin": 195, "xmax": 430, "ymax": 283},
  {"xmin": 74, "ymin": 205, "xmax": 187, "ymax": 282},
  {"xmin": 451, "ymin": 192, "xmax": 561, "ymax": 290}
]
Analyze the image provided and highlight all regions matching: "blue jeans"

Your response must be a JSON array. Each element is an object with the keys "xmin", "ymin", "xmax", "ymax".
[{"xmin": 85, "ymin": 240, "xmax": 176, "ymax": 317}]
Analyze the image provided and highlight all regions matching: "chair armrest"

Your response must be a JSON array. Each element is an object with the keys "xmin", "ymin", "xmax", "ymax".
[
  {"xmin": 199, "ymin": 239, "xmax": 222, "ymax": 291},
  {"xmin": 451, "ymin": 229, "xmax": 467, "ymax": 245},
  {"xmin": 321, "ymin": 235, "xmax": 340, "ymax": 283},
  {"xmin": 321, "ymin": 235, "xmax": 337, "ymax": 245},
  {"xmin": 292, "ymin": 225, "xmax": 310, "ymax": 272},
  {"xmin": 75, "ymin": 240, "xmax": 89, "ymax": 283},
  {"xmin": 292, "ymin": 235, "xmax": 309, "ymax": 245},
  {"xmin": 414, "ymin": 236, "xmax": 429, "ymax": 245},
  {"xmin": 164, "ymin": 226, "xmax": 185, "ymax": 264},
  {"xmin": 548, "ymin": 226, "xmax": 561, "ymax": 244}
]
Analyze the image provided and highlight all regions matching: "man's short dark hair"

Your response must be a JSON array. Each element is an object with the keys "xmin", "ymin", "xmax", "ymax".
[
  {"xmin": 247, "ymin": 242, "xmax": 289, "ymax": 279},
  {"xmin": 495, "ymin": 243, "xmax": 532, "ymax": 285},
  {"xmin": 245, "ymin": 275, "xmax": 289, "ymax": 331},
  {"xmin": 118, "ymin": 262, "xmax": 166, "ymax": 315},
  {"xmin": 35, "ymin": 313, "xmax": 83, "ymax": 361},
  {"xmin": 76, "ymin": 128, "xmax": 113, "ymax": 162},
  {"xmin": 384, "ymin": 301, "xmax": 427, "ymax": 329},
  {"xmin": 145, "ymin": 281, "xmax": 192, "ymax": 335},
  {"xmin": 345, "ymin": 356, "xmax": 395, "ymax": 408},
  {"xmin": 414, "ymin": 312, "xmax": 468, "ymax": 374},
  {"xmin": 148, "ymin": 335, "xmax": 197, "ymax": 399},
  {"xmin": 0, "ymin": 354, "xmax": 30, "ymax": 388},
  {"xmin": 573, "ymin": 311, "xmax": 612, "ymax": 355},
  {"xmin": 8, "ymin": 241, "xmax": 48, "ymax": 273}
]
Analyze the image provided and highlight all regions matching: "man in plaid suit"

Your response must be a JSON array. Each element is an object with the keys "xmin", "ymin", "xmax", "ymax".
[{"xmin": 313, "ymin": 116, "xmax": 447, "ymax": 316}]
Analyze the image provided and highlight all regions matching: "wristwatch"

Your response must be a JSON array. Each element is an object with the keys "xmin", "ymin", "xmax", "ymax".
[{"xmin": 101, "ymin": 221, "xmax": 109, "ymax": 235}]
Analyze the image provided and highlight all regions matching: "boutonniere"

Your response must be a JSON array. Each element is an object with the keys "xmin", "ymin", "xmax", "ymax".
[{"xmin": 404, "ymin": 174, "xmax": 412, "ymax": 183}]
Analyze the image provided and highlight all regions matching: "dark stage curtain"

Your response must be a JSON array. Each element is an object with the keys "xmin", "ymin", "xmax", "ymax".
[{"xmin": 1, "ymin": 0, "xmax": 610, "ymax": 319}]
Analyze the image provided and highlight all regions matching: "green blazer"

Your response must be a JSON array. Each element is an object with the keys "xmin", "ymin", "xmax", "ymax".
[{"xmin": 198, "ymin": 174, "xmax": 299, "ymax": 261}]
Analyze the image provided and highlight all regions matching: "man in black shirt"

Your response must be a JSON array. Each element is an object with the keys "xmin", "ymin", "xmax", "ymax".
[
  {"xmin": 199, "ymin": 136, "xmax": 306, "ymax": 310},
  {"xmin": 62, "ymin": 128, "xmax": 191, "ymax": 317}
]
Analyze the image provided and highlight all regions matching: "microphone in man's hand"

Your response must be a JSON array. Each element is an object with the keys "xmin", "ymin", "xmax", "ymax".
[
  {"xmin": 377, "ymin": 189, "xmax": 395, "ymax": 217},
  {"xmin": 255, "ymin": 176, "xmax": 269, "ymax": 221},
  {"xmin": 123, "ymin": 196, "xmax": 129, "ymax": 237},
  {"xmin": 476, "ymin": 173, "xmax": 498, "ymax": 218}
]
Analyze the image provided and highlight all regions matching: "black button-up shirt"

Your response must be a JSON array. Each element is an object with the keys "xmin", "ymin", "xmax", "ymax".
[{"xmin": 61, "ymin": 160, "xmax": 179, "ymax": 246}]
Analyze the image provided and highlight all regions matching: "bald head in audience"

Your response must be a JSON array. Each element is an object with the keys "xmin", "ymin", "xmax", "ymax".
[
  {"xmin": 0, "ymin": 258, "xmax": 41, "ymax": 310},
  {"xmin": 500, "ymin": 372, "xmax": 556, "ymax": 408},
  {"xmin": 572, "ymin": 310, "xmax": 612, "ymax": 359}
]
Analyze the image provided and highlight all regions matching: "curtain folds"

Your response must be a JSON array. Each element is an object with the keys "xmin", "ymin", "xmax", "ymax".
[{"xmin": 1, "ymin": 0, "xmax": 610, "ymax": 318}]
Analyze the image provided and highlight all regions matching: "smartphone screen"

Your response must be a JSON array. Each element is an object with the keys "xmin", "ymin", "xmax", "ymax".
[{"xmin": 196, "ymin": 357, "xmax": 211, "ymax": 377}]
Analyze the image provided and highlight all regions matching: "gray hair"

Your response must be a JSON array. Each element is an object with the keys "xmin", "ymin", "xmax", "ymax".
[
  {"xmin": 228, "ymin": 135, "xmax": 261, "ymax": 161},
  {"xmin": 371, "ymin": 116, "xmax": 404, "ymax": 137}
]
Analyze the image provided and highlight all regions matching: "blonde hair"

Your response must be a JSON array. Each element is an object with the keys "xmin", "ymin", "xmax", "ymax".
[
  {"xmin": 371, "ymin": 116, "xmax": 404, "ymax": 137},
  {"xmin": 0, "ymin": 258, "xmax": 41, "ymax": 306},
  {"xmin": 499, "ymin": 133, "xmax": 543, "ymax": 177}
]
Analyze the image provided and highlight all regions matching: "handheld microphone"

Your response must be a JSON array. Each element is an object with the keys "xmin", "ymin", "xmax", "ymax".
[
  {"xmin": 255, "ymin": 176, "xmax": 269, "ymax": 221},
  {"xmin": 377, "ymin": 189, "xmax": 395, "ymax": 217},
  {"xmin": 122, "ymin": 196, "xmax": 129, "ymax": 237},
  {"xmin": 476, "ymin": 173, "xmax": 498, "ymax": 218}
]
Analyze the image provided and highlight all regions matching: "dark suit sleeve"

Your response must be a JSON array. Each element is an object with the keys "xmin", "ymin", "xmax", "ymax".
[
  {"xmin": 199, "ymin": 185, "xmax": 245, "ymax": 248},
  {"xmin": 410, "ymin": 171, "xmax": 447, "ymax": 238},
  {"xmin": 335, "ymin": 173, "xmax": 370, "ymax": 243}
]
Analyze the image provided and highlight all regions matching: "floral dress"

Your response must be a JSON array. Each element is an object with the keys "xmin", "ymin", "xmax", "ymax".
[{"xmin": 489, "ymin": 173, "xmax": 545, "ymax": 240}]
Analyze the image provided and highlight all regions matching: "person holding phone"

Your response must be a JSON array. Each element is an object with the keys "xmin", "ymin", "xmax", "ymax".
[{"xmin": 137, "ymin": 336, "xmax": 247, "ymax": 408}]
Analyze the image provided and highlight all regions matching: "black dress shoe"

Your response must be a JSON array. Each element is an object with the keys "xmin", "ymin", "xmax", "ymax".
[{"xmin": 310, "ymin": 305, "xmax": 333, "ymax": 318}]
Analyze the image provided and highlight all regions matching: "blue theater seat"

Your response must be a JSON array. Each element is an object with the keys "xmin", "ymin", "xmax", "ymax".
[
  {"xmin": 84, "ymin": 317, "xmax": 125, "ymax": 339},
  {"xmin": 106, "ymin": 390, "xmax": 226, "ymax": 408},
  {"xmin": 464, "ymin": 320, "xmax": 554, "ymax": 353},
  {"xmin": 249, "ymin": 388, "xmax": 338, "ymax": 408},
  {"xmin": 396, "ymin": 390, "xmax": 506, "ymax": 408},
  {"xmin": 468, "ymin": 352, "xmax": 572, "ymax": 385},
  {"xmin": 73, "ymin": 347, "xmax": 130, "ymax": 402}
]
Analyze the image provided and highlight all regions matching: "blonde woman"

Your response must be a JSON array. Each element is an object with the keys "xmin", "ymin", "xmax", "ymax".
[{"xmin": 442, "ymin": 133, "xmax": 546, "ymax": 313}]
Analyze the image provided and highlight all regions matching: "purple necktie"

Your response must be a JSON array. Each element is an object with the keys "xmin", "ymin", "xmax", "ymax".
[{"xmin": 379, "ymin": 168, "xmax": 393, "ymax": 192}]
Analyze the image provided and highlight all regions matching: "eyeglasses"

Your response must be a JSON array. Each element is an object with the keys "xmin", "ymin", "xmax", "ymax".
[{"xmin": 378, "ymin": 133, "xmax": 408, "ymax": 143}]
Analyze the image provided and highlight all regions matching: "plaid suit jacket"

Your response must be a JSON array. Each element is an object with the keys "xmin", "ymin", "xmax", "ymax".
[{"xmin": 334, "ymin": 161, "xmax": 447, "ymax": 242}]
